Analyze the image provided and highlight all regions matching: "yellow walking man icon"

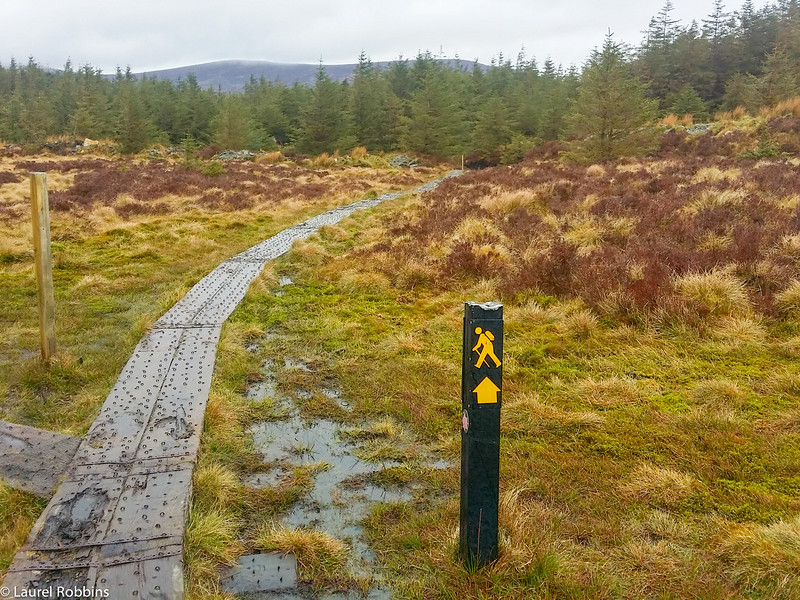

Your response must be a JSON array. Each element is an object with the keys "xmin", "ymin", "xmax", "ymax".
[{"xmin": 472, "ymin": 327, "xmax": 502, "ymax": 368}]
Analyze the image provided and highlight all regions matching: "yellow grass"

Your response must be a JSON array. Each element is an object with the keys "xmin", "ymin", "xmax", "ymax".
[
  {"xmin": 696, "ymin": 231, "xmax": 732, "ymax": 251},
  {"xmin": 760, "ymin": 96, "xmax": 800, "ymax": 119},
  {"xmin": 586, "ymin": 164, "xmax": 606, "ymax": 177},
  {"xmin": 691, "ymin": 166, "xmax": 741, "ymax": 184},
  {"xmin": 619, "ymin": 463, "xmax": 699, "ymax": 508},
  {"xmin": 719, "ymin": 515, "xmax": 800, "ymax": 596},
  {"xmin": 452, "ymin": 215, "xmax": 506, "ymax": 244},
  {"xmin": 479, "ymin": 188, "xmax": 535, "ymax": 213},
  {"xmin": 336, "ymin": 269, "xmax": 391, "ymax": 294},
  {"xmin": 192, "ymin": 463, "xmax": 241, "ymax": 511},
  {"xmin": 776, "ymin": 279, "xmax": 800, "ymax": 313},
  {"xmin": 711, "ymin": 315, "xmax": 767, "ymax": 347},
  {"xmin": 776, "ymin": 194, "xmax": 800, "ymax": 211},
  {"xmin": 689, "ymin": 378, "xmax": 746, "ymax": 407},
  {"xmin": 256, "ymin": 151, "xmax": 283, "ymax": 163},
  {"xmin": 715, "ymin": 106, "xmax": 749, "ymax": 121},
  {"xmin": 252, "ymin": 523, "xmax": 350, "ymax": 586},
  {"xmin": 504, "ymin": 393, "xmax": 607, "ymax": 433},
  {"xmin": 563, "ymin": 217, "xmax": 604, "ymax": 256},
  {"xmin": 558, "ymin": 308, "xmax": 601, "ymax": 340},
  {"xmin": 350, "ymin": 146, "xmax": 368, "ymax": 159},
  {"xmin": 681, "ymin": 188, "xmax": 747, "ymax": 215},
  {"xmin": 659, "ymin": 113, "xmax": 693, "ymax": 127},
  {"xmin": 674, "ymin": 271, "xmax": 750, "ymax": 316},
  {"xmin": 575, "ymin": 375, "xmax": 643, "ymax": 407}
]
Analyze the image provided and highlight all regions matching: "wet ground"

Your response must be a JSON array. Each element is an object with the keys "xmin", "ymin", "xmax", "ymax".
[{"xmin": 223, "ymin": 278, "xmax": 448, "ymax": 599}]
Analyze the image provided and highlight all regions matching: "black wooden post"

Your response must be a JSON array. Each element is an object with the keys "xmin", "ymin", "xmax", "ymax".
[{"xmin": 459, "ymin": 301, "xmax": 503, "ymax": 567}]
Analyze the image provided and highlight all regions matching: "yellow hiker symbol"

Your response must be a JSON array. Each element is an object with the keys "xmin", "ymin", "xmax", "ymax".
[{"xmin": 472, "ymin": 327, "xmax": 501, "ymax": 368}]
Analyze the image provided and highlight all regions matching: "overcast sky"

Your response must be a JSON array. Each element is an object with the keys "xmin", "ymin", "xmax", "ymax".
[{"xmin": 3, "ymin": 0, "xmax": 772, "ymax": 74}]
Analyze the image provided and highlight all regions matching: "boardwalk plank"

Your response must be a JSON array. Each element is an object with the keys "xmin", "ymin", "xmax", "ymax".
[{"xmin": 2, "ymin": 173, "xmax": 459, "ymax": 597}]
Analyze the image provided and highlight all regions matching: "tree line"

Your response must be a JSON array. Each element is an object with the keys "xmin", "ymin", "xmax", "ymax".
[{"xmin": 1, "ymin": 0, "xmax": 800, "ymax": 159}]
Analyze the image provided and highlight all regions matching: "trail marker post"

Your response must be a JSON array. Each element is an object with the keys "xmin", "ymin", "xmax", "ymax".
[
  {"xmin": 459, "ymin": 301, "xmax": 502, "ymax": 567},
  {"xmin": 30, "ymin": 172, "xmax": 56, "ymax": 362}
]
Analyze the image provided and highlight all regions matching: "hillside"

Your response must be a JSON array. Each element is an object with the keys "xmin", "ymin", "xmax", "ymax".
[{"xmin": 126, "ymin": 58, "xmax": 481, "ymax": 91}]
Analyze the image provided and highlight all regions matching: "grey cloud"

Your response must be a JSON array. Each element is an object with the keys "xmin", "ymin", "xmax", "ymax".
[{"xmin": 1, "ymin": 0, "xmax": 771, "ymax": 73}]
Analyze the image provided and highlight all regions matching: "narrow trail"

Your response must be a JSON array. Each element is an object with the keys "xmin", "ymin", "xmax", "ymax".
[{"xmin": 2, "ymin": 171, "xmax": 460, "ymax": 598}]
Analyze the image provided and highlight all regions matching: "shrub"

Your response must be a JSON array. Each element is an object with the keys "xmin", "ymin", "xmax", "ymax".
[
  {"xmin": 0, "ymin": 172, "xmax": 20, "ymax": 185},
  {"xmin": 199, "ymin": 160, "xmax": 226, "ymax": 176},
  {"xmin": 350, "ymin": 146, "xmax": 367, "ymax": 159}
]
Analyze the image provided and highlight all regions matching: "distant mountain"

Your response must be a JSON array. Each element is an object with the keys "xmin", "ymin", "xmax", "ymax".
[{"xmin": 128, "ymin": 59, "xmax": 484, "ymax": 92}]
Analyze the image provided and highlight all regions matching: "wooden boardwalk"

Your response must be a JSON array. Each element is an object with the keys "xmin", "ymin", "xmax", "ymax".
[{"xmin": 1, "ymin": 173, "xmax": 458, "ymax": 598}]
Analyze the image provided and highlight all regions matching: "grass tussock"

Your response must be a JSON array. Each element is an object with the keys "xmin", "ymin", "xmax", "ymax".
[
  {"xmin": 252, "ymin": 524, "xmax": 350, "ymax": 588},
  {"xmin": 691, "ymin": 166, "xmax": 741, "ymax": 184},
  {"xmin": 775, "ymin": 279, "xmax": 800, "ymax": 314},
  {"xmin": 689, "ymin": 378, "xmax": 746, "ymax": 407},
  {"xmin": 680, "ymin": 188, "xmax": 747, "ymax": 215},
  {"xmin": 718, "ymin": 516, "xmax": 800, "ymax": 597},
  {"xmin": 192, "ymin": 463, "xmax": 241, "ymax": 512},
  {"xmin": 674, "ymin": 271, "xmax": 749, "ymax": 317},
  {"xmin": 760, "ymin": 95, "xmax": 800, "ymax": 119},
  {"xmin": 0, "ymin": 485, "xmax": 46, "ymax": 576},
  {"xmin": 715, "ymin": 105, "xmax": 749, "ymax": 121},
  {"xmin": 619, "ymin": 464, "xmax": 700, "ymax": 508},
  {"xmin": 504, "ymin": 393, "xmax": 606, "ymax": 434},
  {"xmin": 185, "ymin": 508, "xmax": 243, "ymax": 577},
  {"xmin": 289, "ymin": 239, "xmax": 329, "ymax": 266},
  {"xmin": 575, "ymin": 376, "xmax": 643, "ymax": 408}
]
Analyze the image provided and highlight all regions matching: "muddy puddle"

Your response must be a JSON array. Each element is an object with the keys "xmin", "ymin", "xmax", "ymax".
[{"xmin": 229, "ymin": 352, "xmax": 445, "ymax": 599}]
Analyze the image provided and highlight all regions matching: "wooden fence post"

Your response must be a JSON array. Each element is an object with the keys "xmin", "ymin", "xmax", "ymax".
[{"xmin": 30, "ymin": 172, "xmax": 56, "ymax": 361}]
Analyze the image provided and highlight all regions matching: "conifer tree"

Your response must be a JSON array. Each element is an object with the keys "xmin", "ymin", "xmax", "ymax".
[
  {"xmin": 114, "ymin": 80, "xmax": 152, "ymax": 153},
  {"xmin": 403, "ymin": 65, "xmax": 466, "ymax": 156},
  {"xmin": 667, "ymin": 84, "xmax": 709, "ymax": 120},
  {"xmin": 212, "ymin": 94, "xmax": 260, "ymax": 149},
  {"xmin": 296, "ymin": 65, "xmax": 353, "ymax": 154},
  {"xmin": 175, "ymin": 73, "xmax": 217, "ymax": 144},
  {"xmin": 568, "ymin": 33, "xmax": 658, "ymax": 161},
  {"xmin": 244, "ymin": 78, "xmax": 290, "ymax": 146},
  {"xmin": 471, "ymin": 95, "xmax": 514, "ymax": 153},
  {"xmin": 351, "ymin": 52, "xmax": 391, "ymax": 151}
]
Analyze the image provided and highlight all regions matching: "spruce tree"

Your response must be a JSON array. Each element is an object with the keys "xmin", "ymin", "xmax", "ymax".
[
  {"xmin": 667, "ymin": 84, "xmax": 709, "ymax": 120},
  {"xmin": 212, "ymin": 94, "xmax": 259, "ymax": 149},
  {"xmin": 471, "ymin": 95, "xmax": 514, "ymax": 154},
  {"xmin": 114, "ymin": 81, "xmax": 152, "ymax": 154},
  {"xmin": 296, "ymin": 65, "xmax": 353, "ymax": 154},
  {"xmin": 403, "ymin": 66, "xmax": 465, "ymax": 156},
  {"xmin": 568, "ymin": 33, "xmax": 658, "ymax": 161},
  {"xmin": 351, "ymin": 52, "xmax": 391, "ymax": 151}
]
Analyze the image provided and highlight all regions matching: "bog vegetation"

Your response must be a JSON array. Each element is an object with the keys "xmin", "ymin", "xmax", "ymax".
[
  {"xmin": 0, "ymin": 151, "xmax": 447, "ymax": 579},
  {"xmin": 195, "ymin": 131, "xmax": 800, "ymax": 598},
  {"xmin": 3, "ymin": 2, "xmax": 800, "ymax": 600}
]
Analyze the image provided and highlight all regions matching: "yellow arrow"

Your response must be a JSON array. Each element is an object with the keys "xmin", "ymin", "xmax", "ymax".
[{"xmin": 473, "ymin": 377, "xmax": 500, "ymax": 404}]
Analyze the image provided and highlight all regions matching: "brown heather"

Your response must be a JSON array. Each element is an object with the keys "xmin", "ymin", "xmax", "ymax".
[
  {"xmin": 7, "ymin": 159, "xmax": 437, "ymax": 217},
  {"xmin": 359, "ymin": 154, "xmax": 800, "ymax": 319}
]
